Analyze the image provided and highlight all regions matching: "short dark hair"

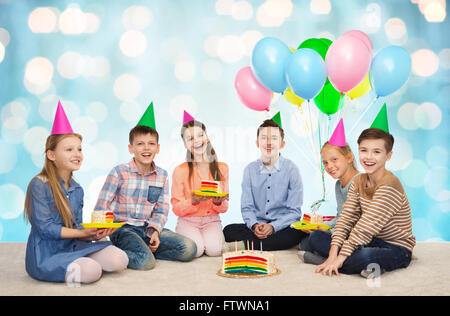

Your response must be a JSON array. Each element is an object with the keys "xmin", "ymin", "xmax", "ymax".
[
  {"xmin": 257, "ymin": 119, "xmax": 284, "ymax": 140},
  {"xmin": 357, "ymin": 128, "xmax": 394, "ymax": 153},
  {"xmin": 129, "ymin": 125, "xmax": 159, "ymax": 144}
]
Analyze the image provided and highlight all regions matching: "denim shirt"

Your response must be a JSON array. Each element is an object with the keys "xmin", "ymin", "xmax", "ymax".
[
  {"xmin": 25, "ymin": 176, "xmax": 110, "ymax": 282},
  {"xmin": 28, "ymin": 176, "xmax": 84, "ymax": 239},
  {"xmin": 240, "ymin": 155, "xmax": 303, "ymax": 233}
]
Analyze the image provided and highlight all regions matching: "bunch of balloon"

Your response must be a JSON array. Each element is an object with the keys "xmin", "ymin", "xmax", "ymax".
[{"xmin": 234, "ymin": 32, "xmax": 411, "ymax": 177}]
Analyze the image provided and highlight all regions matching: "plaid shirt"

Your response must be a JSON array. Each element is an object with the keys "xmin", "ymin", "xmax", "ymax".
[{"xmin": 94, "ymin": 159, "xmax": 169, "ymax": 237}]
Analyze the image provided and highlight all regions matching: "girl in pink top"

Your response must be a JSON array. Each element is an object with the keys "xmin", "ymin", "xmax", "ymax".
[{"xmin": 171, "ymin": 119, "xmax": 229, "ymax": 257}]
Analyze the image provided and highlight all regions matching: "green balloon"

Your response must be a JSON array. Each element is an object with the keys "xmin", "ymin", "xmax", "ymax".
[
  {"xmin": 319, "ymin": 38, "xmax": 333, "ymax": 48},
  {"xmin": 298, "ymin": 38, "xmax": 329, "ymax": 60},
  {"xmin": 297, "ymin": 37, "xmax": 341, "ymax": 115},
  {"xmin": 314, "ymin": 80, "xmax": 343, "ymax": 115}
]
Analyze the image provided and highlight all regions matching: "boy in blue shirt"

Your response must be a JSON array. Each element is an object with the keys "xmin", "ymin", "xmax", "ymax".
[{"xmin": 223, "ymin": 113, "xmax": 307, "ymax": 250}]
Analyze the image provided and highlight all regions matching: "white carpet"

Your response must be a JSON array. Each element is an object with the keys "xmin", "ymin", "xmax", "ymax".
[{"xmin": 1, "ymin": 242, "xmax": 449, "ymax": 296}]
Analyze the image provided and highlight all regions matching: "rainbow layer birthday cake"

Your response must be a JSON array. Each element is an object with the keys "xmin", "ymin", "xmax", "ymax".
[
  {"xmin": 221, "ymin": 250, "xmax": 276, "ymax": 275},
  {"xmin": 303, "ymin": 213, "xmax": 335, "ymax": 224},
  {"xmin": 200, "ymin": 180, "xmax": 223, "ymax": 194},
  {"xmin": 91, "ymin": 211, "xmax": 114, "ymax": 223}
]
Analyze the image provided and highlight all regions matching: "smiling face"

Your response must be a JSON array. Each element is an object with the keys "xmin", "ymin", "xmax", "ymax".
[
  {"xmin": 128, "ymin": 132, "xmax": 160, "ymax": 167},
  {"xmin": 321, "ymin": 145, "xmax": 354, "ymax": 180},
  {"xmin": 358, "ymin": 138, "xmax": 392, "ymax": 177},
  {"xmin": 257, "ymin": 126, "xmax": 285, "ymax": 164},
  {"xmin": 47, "ymin": 135, "xmax": 83, "ymax": 173},
  {"xmin": 182, "ymin": 125, "xmax": 209, "ymax": 162}
]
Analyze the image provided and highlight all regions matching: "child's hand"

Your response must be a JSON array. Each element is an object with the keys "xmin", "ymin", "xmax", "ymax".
[
  {"xmin": 317, "ymin": 225, "xmax": 331, "ymax": 232},
  {"xmin": 79, "ymin": 228, "xmax": 99, "ymax": 241},
  {"xmin": 95, "ymin": 228, "xmax": 116, "ymax": 241},
  {"xmin": 79, "ymin": 228, "xmax": 115, "ymax": 241},
  {"xmin": 212, "ymin": 194, "xmax": 229, "ymax": 205},
  {"xmin": 191, "ymin": 192, "xmax": 210, "ymax": 204},
  {"xmin": 260, "ymin": 223, "xmax": 274, "ymax": 237},
  {"xmin": 253, "ymin": 223, "xmax": 265, "ymax": 239},
  {"xmin": 253, "ymin": 223, "xmax": 274, "ymax": 239},
  {"xmin": 300, "ymin": 229, "xmax": 313, "ymax": 234},
  {"xmin": 148, "ymin": 231, "xmax": 160, "ymax": 253},
  {"xmin": 315, "ymin": 255, "xmax": 346, "ymax": 276}
]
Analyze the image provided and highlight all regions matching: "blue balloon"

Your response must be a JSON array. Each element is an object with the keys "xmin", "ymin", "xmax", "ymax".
[
  {"xmin": 370, "ymin": 46, "xmax": 411, "ymax": 97},
  {"xmin": 251, "ymin": 37, "xmax": 291, "ymax": 93},
  {"xmin": 285, "ymin": 48, "xmax": 327, "ymax": 100}
]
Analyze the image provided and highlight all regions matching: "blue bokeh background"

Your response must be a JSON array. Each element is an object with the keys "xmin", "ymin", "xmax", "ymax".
[{"xmin": 0, "ymin": 0, "xmax": 449, "ymax": 242}]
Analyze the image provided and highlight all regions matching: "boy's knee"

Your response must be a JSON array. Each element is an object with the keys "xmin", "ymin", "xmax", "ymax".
[
  {"xmin": 180, "ymin": 238, "xmax": 198, "ymax": 262},
  {"xmin": 133, "ymin": 252, "xmax": 156, "ymax": 270}
]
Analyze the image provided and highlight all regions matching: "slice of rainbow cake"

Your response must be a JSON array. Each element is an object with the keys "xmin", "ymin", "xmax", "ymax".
[{"xmin": 200, "ymin": 180, "xmax": 223, "ymax": 194}]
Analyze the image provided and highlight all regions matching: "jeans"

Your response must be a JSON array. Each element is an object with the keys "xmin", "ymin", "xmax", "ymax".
[
  {"xmin": 110, "ymin": 224, "xmax": 197, "ymax": 270},
  {"xmin": 223, "ymin": 223, "xmax": 308, "ymax": 251},
  {"xmin": 305, "ymin": 230, "xmax": 412, "ymax": 274}
]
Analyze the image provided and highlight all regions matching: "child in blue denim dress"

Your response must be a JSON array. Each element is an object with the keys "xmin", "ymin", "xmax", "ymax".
[
  {"xmin": 24, "ymin": 104, "xmax": 128, "ymax": 284},
  {"xmin": 94, "ymin": 106, "xmax": 197, "ymax": 270}
]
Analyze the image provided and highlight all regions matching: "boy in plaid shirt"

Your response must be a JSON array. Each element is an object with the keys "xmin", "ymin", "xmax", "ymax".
[{"xmin": 94, "ymin": 105, "xmax": 197, "ymax": 270}]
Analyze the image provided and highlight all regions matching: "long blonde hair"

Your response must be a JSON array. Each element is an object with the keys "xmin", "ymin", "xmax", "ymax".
[
  {"xmin": 24, "ymin": 133, "xmax": 82, "ymax": 228},
  {"xmin": 321, "ymin": 141, "xmax": 358, "ymax": 171},
  {"xmin": 180, "ymin": 120, "xmax": 222, "ymax": 183}
]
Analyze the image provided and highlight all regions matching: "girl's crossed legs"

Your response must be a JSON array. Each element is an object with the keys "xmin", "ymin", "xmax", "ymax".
[{"xmin": 65, "ymin": 245, "xmax": 128, "ymax": 284}]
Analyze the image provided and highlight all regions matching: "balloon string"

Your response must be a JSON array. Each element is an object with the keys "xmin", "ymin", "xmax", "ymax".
[
  {"xmin": 284, "ymin": 105, "xmax": 320, "ymax": 173},
  {"xmin": 297, "ymin": 104, "xmax": 322, "ymax": 170},
  {"xmin": 306, "ymin": 100, "xmax": 323, "ymax": 172},
  {"xmin": 285, "ymin": 132, "xmax": 320, "ymax": 173},
  {"xmin": 317, "ymin": 113, "xmax": 326, "ymax": 202},
  {"xmin": 342, "ymin": 94, "xmax": 351, "ymax": 119},
  {"xmin": 312, "ymin": 102, "xmax": 327, "ymax": 213},
  {"xmin": 327, "ymin": 114, "xmax": 332, "ymax": 141},
  {"xmin": 348, "ymin": 96, "xmax": 379, "ymax": 137}
]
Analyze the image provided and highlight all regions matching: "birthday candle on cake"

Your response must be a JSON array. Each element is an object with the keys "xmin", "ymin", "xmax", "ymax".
[{"xmin": 260, "ymin": 241, "xmax": 263, "ymax": 253}]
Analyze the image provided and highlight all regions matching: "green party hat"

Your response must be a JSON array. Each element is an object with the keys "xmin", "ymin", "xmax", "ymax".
[
  {"xmin": 137, "ymin": 101, "xmax": 156, "ymax": 129},
  {"xmin": 370, "ymin": 103, "xmax": 389, "ymax": 133},
  {"xmin": 271, "ymin": 111, "xmax": 282, "ymax": 128}
]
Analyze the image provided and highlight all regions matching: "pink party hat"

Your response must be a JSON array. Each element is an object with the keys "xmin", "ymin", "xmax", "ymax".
[
  {"xmin": 183, "ymin": 110, "xmax": 195, "ymax": 125},
  {"xmin": 328, "ymin": 119, "xmax": 346, "ymax": 147},
  {"xmin": 51, "ymin": 101, "xmax": 74, "ymax": 135}
]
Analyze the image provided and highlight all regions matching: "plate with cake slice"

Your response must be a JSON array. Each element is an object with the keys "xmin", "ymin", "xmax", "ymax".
[
  {"xmin": 290, "ymin": 213, "xmax": 335, "ymax": 231},
  {"xmin": 81, "ymin": 211, "xmax": 125, "ymax": 229},
  {"xmin": 193, "ymin": 180, "xmax": 228, "ymax": 197}
]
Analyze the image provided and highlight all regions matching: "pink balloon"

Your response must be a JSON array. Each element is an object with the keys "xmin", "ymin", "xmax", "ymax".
[
  {"xmin": 235, "ymin": 66, "xmax": 272, "ymax": 111},
  {"xmin": 342, "ymin": 30, "xmax": 373, "ymax": 54},
  {"xmin": 325, "ymin": 35, "xmax": 372, "ymax": 93}
]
